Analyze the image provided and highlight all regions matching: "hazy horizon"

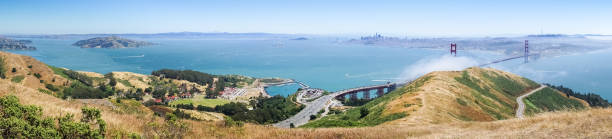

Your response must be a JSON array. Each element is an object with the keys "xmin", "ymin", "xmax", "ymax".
[{"xmin": 1, "ymin": 0, "xmax": 611, "ymax": 36}]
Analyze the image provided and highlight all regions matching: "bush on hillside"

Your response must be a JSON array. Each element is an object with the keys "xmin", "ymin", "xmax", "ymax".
[
  {"xmin": 545, "ymin": 83, "xmax": 610, "ymax": 107},
  {"xmin": 0, "ymin": 95, "xmax": 107, "ymax": 138}
]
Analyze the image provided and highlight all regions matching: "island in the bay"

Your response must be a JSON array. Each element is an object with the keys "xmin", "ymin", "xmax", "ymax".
[
  {"xmin": 73, "ymin": 36, "xmax": 153, "ymax": 48},
  {"xmin": 0, "ymin": 37, "xmax": 36, "ymax": 50}
]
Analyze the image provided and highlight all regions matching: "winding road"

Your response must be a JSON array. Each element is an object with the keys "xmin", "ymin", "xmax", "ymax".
[
  {"xmin": 516, "ymin": 85, "xmax": 546, "ymax": 118},
  {"xmin": 273, "ymin": 84, "xmax": 398, "ymax": 128}
]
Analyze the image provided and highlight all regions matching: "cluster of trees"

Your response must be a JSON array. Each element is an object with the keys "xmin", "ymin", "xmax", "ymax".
[
  {"xmin": 221, "ymin": 75, "xmax": 253, "ymax": 88},
  {"xmin": 169, "ymin": 95, "xmax": 304, "ymax": 124},
  {"xmin": 545, "ymin": 83, "xmax": 611, "ymax": 107},
  {"xmin": 174, "ymin": 103, "xmax": 195, "ymax": 110},
  {"xmin": 0, "ymin": 95, "xmax": 107, "ymax": 138},
  {"xmin": 59, "ymin": 82, "xmax": 114, "ymax": 99},
  {"xmin": 39, "ymin": 67, "xmax": 119, "ymax": 99},
  {"xmin": 124, "ymin": 90, "xmax": 145, "ymax": 100},
  {"xmin": 172, "ymin": 103, "xmax": 216, "ymax": 112},
  {"xmin": 152, "ymin": 69, "xmax": 254, "ymax": 99},
  {"xmin": 63, "ymin": 69, "xmax": 94, "ymax": 86},
  {"xmin": 206, "ymin": 79, "xmax": 225, "ymax": 98},
  {"xmin": 221, "ymin": 95, "xmax": 304, "ymax": 124},
  {"xmin": 151, "ymin": 69, "xmax": 215, "ymax": 86}
]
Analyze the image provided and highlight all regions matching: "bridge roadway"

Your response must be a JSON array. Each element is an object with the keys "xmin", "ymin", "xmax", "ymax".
[
  {"xmin": 478, "ymin": 54, "xmax": 537, "ymax": 67},
  {"xmin": 273, "ymin": 83, "xmax": 398, "ymax": 128}
]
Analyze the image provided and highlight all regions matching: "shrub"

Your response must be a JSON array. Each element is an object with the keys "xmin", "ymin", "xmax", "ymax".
[
  {"xmin": 196, "ymin": 105, "xmax": 215, "ymax": 112},
  {"xmin": 224, "ymin": 116, "xmax": 244, "ymax": 127},
  {"xmin": 310, "ymin": 115, "xmax": 317, "ymax": 120},
  {"xmin": 11, "ymin": 75, "xmax": 25, "ymax": 83},
  {"xmin": 0, "ymin": 96, "xmax": 106, "ymax": 138},
  {"xmin": 33, "ymin": 73, "xmax": 42, "ymax": 78},
  {"xmin": 143, "ymin": 113, "xmax": 189, "ymax": 138},
  {"xmin": 45, "ymin": 83, "xmax": 60, "ymax": 91},
  {"xmin": 359, "ymin": 108, "xmax": 369, "ymax": 118},
  {"xmin": 63, "ymin": 70, "xmax": 93, "ymax": 86},
  {"xmin": 174, "ymin": 103, "xmax": 195, "ymax": 110}
]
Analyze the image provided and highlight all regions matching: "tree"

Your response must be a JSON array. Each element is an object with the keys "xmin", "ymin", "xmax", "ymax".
[
  {"xmin": 360, "ymin": 107, "xmax": 369, "ymax": 118},
  {"xmin": 109, "ymin": 78, "xmax": 117, "ymax": 86},
  {"xmin": 11, "ymin": 68, "xmax": 16, "ymax": 73},
  {"xmin": 145, "ymin": 87, "xmax": 152, "ymax": 93},
  {"xmin": 33, "ymin": 73, "xmax": 42, "ymax": 78},
  {"xmin": 290, "ymin": 123, "xmax": 295, "ymax": 128},
  {"xmin": 152, "ymin": 88, "xmax": 167, "ymax": 99},
  {"xmin": 205, "ymin": 87, "xmax": 215, "ymax": 98},
  {"xmin": 309, "ymin": 115, "xmax": 317, "ymax": 120}
]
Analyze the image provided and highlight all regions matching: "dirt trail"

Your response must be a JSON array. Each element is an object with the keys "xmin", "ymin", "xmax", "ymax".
[{"xmin": 516, "ymin": 85, "xmax": 546, "ymax": 118}]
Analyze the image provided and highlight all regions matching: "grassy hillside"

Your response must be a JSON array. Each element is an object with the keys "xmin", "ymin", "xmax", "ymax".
[
  {"xmin": 524, "ymin": 87, "xmax": 587, "ymax": 115},
  {"xmin": 0, "ymin": 51, "xmax": 71, "ymax": 90},
  {"xmin": 1, "ymin": 79, "xmax": 609, "ymax": 138},
  {"xmin": 304, "ymin": 67, "xmax": 589, "ymax": 128},
  {"xmin": 301, "ymin": 76, "xmax": 429, "ymax": 127}
]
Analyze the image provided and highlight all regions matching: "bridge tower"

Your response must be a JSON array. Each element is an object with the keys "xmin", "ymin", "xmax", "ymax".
[
  {"xmin": 377, "ymin": 88, "xmax": 384, "ymax": 97},
  {"xmin": 363, "ymin": 91, "xmax": 370, "ymax": 99},
  {"xmin": 450, "ymin": 43, "xmax": 457, "ymax": 56},
  {"xmin": 524, "ymin": 40, "xmax": 529, "ymax": 63},
  {"xmin": 350, "ymin": 93, "xmax": 358, "ymax": 100}
]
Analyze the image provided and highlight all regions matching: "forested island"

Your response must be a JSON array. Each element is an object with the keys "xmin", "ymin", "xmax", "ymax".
[
  {"xmin": 0, "ymin": 37, "xmax": 36, "ymax": 50},
  {"xmin": 73, "ymin": 36, "xmax": 153, "ymax": 48}
]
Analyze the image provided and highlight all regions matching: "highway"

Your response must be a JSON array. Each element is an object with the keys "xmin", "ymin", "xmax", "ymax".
[{"xmin": 273, "ymin": 83, "xmax": 397, "ymax": 128}]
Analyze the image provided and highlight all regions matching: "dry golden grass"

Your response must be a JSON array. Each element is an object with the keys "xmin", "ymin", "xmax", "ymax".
[
  {"xmin": 2, "ymin": 77, "xmax": 610, "ymax": 138},
  {"xmin": 0, "ymin": 79, "xmax": 158, "ymax": 136},
  {"xmin": 0, "ymin": 51, "xmax": 69, "ymax": 89},
  {"xmin": 77, "ymin": 71, "xmax": 105, "ymax": 78},
  {"xmin": 179, "ymin": 107, "xmax": 611, "ymax": 139},
  {"xmin": 111, "ymin": 71, "xmax": 152, "ymax": 90}
]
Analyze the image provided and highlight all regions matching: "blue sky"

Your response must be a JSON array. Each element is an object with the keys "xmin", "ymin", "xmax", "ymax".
[{"xmin": 0, "ymin": 0, "xmax": 610, "ymax": 36}]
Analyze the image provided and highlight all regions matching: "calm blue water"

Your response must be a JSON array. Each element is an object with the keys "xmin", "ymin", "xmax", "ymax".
[{"xmin": 6, "ymin": 38, "xmax": 612, "ymax": 99}]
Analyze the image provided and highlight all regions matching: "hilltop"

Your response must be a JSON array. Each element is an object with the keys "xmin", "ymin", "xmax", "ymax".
[
  {"xmin": 303, "ymin": 67, "xmax": 589, "ymax": 127},
  {"xmin": 0, "ymin": 51, "xmax": 610, "ymax": 138},
  {"xmin": 73, "ymin": 36, "xmax": 153, "ymax": 48}
]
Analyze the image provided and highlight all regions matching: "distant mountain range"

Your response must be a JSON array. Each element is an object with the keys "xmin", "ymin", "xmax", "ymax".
[{"xmin": 4, "ymin": 32, "xmax": 307, "ymax": 40}]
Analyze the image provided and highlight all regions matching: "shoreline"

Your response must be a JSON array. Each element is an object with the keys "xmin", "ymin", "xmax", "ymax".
[{"xmin": 258, "ymin": 78, "xmax": 298, "ymax": 97}]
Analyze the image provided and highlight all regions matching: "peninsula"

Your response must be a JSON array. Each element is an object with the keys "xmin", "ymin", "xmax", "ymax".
[
  {"xmin": 0, "ymin": 37, "xmax": 36, "ymax": 50},
  {"xmin": 73, "ymin": 36, "xmax": 153, "ymax": 48}
]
